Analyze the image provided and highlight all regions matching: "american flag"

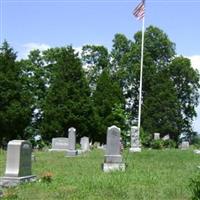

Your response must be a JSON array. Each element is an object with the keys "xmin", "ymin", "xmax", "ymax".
[{"xmin": 133, "ymin": 0, "xmax": 145, "ymax": 20}]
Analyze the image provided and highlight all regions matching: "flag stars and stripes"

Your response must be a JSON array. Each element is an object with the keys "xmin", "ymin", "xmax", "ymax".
[{"xmin": 133, "ymin": 0, "xmax": 145, "ymax": 20}]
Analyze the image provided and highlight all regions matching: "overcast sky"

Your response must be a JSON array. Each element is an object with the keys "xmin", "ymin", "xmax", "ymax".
[{"xmin": 1, "ymin": 0, "xmax": 200, "ymax": 132}]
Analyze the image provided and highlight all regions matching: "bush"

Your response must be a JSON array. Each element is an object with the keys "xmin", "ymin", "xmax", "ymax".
[
  {"xmin": 192, "ymin": 136, "xmax": 200, "ymax": 149},
  {"xmin": 40, "ymin": 172, "xmax": 53, "ymax": 183},
  {"xmin": 3, "ymin": 188, "xmax": 18, "ymax": 199},
  {"xmin": 140, "ymin": 128, "xmax": 152, "ymax": 147},
  {"xmin": 190, "ymin": 172, "xmax": 200, "ymax": 200},
  {"xmin": 163, "ymin": 139, "xmax": 176, "ymax": 148},
  {"xmin": 151, "ymin": 139, "xmax": 164, "ymax": 149}
]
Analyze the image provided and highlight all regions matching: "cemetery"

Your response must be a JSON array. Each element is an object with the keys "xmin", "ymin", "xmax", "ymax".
[
  {"xmin": 1, "ymin": 1, "xmax": 200, "ymax": 199},
  {"xmin": 0, "ymin": 128, "xmax": 200, "ymax": 199}
]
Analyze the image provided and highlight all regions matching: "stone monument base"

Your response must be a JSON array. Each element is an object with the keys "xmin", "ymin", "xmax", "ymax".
[
  {"xmin": 0, "ymin": 175, "xmax": 36, "ymax": 187},
  {"xmin": 49, "ymin": 149, "xmax": 68, "ymax": 152},
  {"xmin": 103, "ymin": 163, "xmax": 125, "ymax": 172},
  {"xmin": 66, "ymin": 150, "xmax": 78, "ymax": 157},
  {"xmin": 77, "ymin": 149, "xmax": 90, "ymax": 155},
  {"xmin": 129, "ymin": 147, "xmax": 141, "ymax": 152}
]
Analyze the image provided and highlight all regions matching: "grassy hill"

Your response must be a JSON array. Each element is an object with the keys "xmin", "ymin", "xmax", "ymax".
[{"xmin": 0, "ymin": 149, "xmax": 200, "ymax": 200}]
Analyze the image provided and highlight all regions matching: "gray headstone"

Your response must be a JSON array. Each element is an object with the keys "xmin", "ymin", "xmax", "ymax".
[
  {"xmin": 154, "ymin": 133, "xmax": 160, "ymax": 140},
  {"xmin": 129, "ymin": 126, "xmax": 141, "ymax": 152},
  {"xmin": 49, "ymin": 137, "xmax": 68, "ymax": 151},
  {"xmin": 0, "ymin": 140, "xmax": 36, "ymax": 187},
  {"xmin": 103, "ymin": 125, "xmax": 125, "ymax": 172},
  {"xmin": 179, "ymin": 141, "xmax": 189, "ymax": 150},
  {"xmin": 80, "ymin": 137, "xmax": 90, "ymax": 152},
  {"xmin": 162, "ymin": 134, "xmax": 170, "ymax": 141},
  {"xmin": 66, "ymin": 127, "xmax": 77, "ymax": 156},
  {"xmin": 194, "ymin": 149, "xmax": 200, "ymax": 154}
]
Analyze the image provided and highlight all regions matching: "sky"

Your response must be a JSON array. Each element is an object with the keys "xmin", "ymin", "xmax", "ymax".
[{"xmin": 0, "ymin": 0, "xmax": 200, "ymax": 132}]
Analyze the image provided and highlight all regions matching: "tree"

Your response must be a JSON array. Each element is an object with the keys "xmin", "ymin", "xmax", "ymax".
[
  {"xmin": 0, "ymin": 41, "xmax": 33, "ymax": 143},
  {"xmin": 40, "ymin": 46, "xmax": 96, "ymax": 141},
  {"xmin": 110, "ymin": 26, "xmax": 199, "ymax": 141},
  {"xmin": 93, "ymin": 69, "xmax": 125, "ymax": 142},
  {"xmin": 19, "ymin": 49, "xmax": 49, "ymax": 138},
  {"xmin": 142, "ymin": 70, "xmax": 182, "ymax": 141},
  {"xmin": 81, "ymin": 45, "xmax": 110, "ymax": 92},
  {"xmin": 168, "ymin": 56, "xmax": 200, "ymax": 139}
]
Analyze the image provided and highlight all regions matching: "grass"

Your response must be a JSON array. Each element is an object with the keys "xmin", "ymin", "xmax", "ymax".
[{"xmin": 0, "ymin": 148, "xmax": 200, "ymax": 200}]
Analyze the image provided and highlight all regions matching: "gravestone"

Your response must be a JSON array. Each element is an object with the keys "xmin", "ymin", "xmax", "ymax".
[
  {"xmin": 32, "ymin": 154, "xmax": 36, "ymax": 162},
  {"xmin": 80, "ymin": 137, "xmax": 90, "ymax": 152},
  {"xmin": 103, "ymin": 125, "xmax": 125, "ymax": 172},
  {"xmin": 0, "ymin": 140, "xmax": 36, "ymax": 187},
  {"xmin": 194, "ymin": 149, "xmax": 200, "ymax": 154},
  {"xmin": 49, "ymin": 137, "xmax": 68, "ymax": 151},
  {"xmin": 154, "ymin": 133, "xmax": 160, "ymax": 140},
  {"xmin": 129, "ymin": 126, "xmax": 141, "ymax": 152},
  {"xmin": 162, "ymin": 134, "xmax": 170, "ymax": 141},
  {"xmin": 179, "ymin": 141, "xmax": 189, "ymax": 150},
  {"xmin": 66, "ymin": 127, "xmax": 77, "ymax": 156}
]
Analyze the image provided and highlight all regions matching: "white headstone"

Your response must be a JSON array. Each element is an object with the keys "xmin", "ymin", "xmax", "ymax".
[
  {"xmin": 129, "ymin": 126, "xmax": 141, "ymax": 152},
  {"xmin": 66, "ymin": 127, "xmax": 77, "ymax": 156},
  {"xmin": 154, "ymin": 133, "xmax": 160, "ymax": 140},
  {"xmin": 194, "ymin": 149, "xmax": 200, "ymax": 154},
  {"xmin": 49, "ymin": 137, "xmax": 68, "ymax": 151},
  {"xmin": 179, "ymin": 141, "xmax": 189, "ymax": 150},
  {"xmin": 162, "ymin": 134, "xmax": 170, "ymax": 141},
  {"xmin": 0, "ymin": 140, "xmax": 36, "ymax": 187},
  {"xmin": 80, "ymin": 137, "xmax": 90, "ymax": 152},
  {"xmin": 103, "ymin": 125, "xmax": 125, "ymax": 172}
]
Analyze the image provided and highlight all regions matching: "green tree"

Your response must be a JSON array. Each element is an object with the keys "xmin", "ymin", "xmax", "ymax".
[
  {"xmin": 40, "ymin": 46, "xmax": 96, "ymax": 140},
  {"xmin": 81, "ymin": 45, "xmax": 109, "ymax": 92},
  {"xmin": 19, "ymin": 49, "xmax": 49, "ymax": 138},
  {"xmin": 0, "ymin": 41, "xmax": 33, "ymax": 143},
  {"xmin": 110, "ymin": 26, "xmax": 199, "ymax": 141},
  {"xmin": 142, "ymin": 70, "xmax": 182, "ymax": 141},
  {"xmin": 168, "ymin": 56, "xmax": 200, "ymax": 139},
  {"xmin": 93, "ymin": 69, "xmax": 125, "ymax": 142}
]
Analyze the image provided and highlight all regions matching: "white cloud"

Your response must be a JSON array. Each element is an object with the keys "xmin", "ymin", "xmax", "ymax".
[
  {"xmin": 74, "ymin": 46, "xmax": 82, "ymax": 56},
  {"xmin": 187, "ymin": 55, "xmax": 200, "ymax": 71},
  {"xmin": 18, "ymin": 43, "xmax": 51, "ymax": 60},
  {"xmin": 18, "ymin": 43, "xmax": 84, "ymax": 60}
]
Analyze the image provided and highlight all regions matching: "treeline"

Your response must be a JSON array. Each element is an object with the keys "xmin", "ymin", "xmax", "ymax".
[{"xmin": 0, "ymin": 26, "xmax": 199, "ymax": 146}]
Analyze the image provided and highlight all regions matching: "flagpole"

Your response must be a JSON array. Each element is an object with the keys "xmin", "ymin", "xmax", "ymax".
[{"xmin": 137, "ymin": 15, "xmax": 145, "ymax": 133}]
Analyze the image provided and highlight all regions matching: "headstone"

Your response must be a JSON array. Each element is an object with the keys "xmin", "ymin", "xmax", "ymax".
[
  {"xmin": 162, "ymin": 134, "xmax": 170, "ymax": 141},
  {"xmin": 129, "ymin": 126, "xmax": 141, "ymax": 152},
  {"xmin": 0, "ymin": 140, "xmax": 36, "ymax": 187},
  {"xmin": 103, "ymin": 125, "xmax": 125, "ymax": 172},
  {"xmin": 66, "ymin": 127, "xmax": 77, "ymax": 156},
  {"xmin": 194, "ymin": 149, "xmax": 200, "ymax": 154},
  {"xmin": 80, "ymin": 137, "xmax": 90, "ymax": 152},
  {"xmin": 179, "ymin": 141, "xmax": 189, "ymax": 150},
  {"xmin": 32, "ymin": 154, "xmax": 36, "ymax": 162},
  {"xmin": 49, "ymin": 137, "xmax": 68, "ymax": 151},
  {"xmin": 154, "ymin": 133, "xmax": 160, "ymax": 140},
  {"xmin": 98, "ymin": 144, "xmax": 106, "ymax": 150},
  {"xmin": 94, "ymin": 142, "xmax": 100, "ymax": 148}
]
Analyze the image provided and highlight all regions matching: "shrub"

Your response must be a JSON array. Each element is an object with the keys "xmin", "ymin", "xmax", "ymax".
[
  {"xmin": 140, "ymin": 128, "xmax": 152, "ymax": 147},
  {"xmin": 163, "ymin": 139, "xmax": 176, "ymax": 148},
  {"xmin": 40, "ymin": 172, "xmax": 53, "ymax": 183},
  {"xmin": 190, "ymin": 172, "xmax": 200, "ymax": 200},
  {"xmin": 192, "ymin": 136, "xmax": 200, "ymax": 149},
  {"xmin": 151, "ymin": 139, "xmax": 164, "ymax": 149},
  {"xmin": 3, "ymin": 188, "xmax": 18, "ymax": 199}
]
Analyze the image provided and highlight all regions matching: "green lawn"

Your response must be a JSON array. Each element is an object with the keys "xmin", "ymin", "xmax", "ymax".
[{"xmin": 0, "ymin": 149, "xmax": 200, "ymax": 200}]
